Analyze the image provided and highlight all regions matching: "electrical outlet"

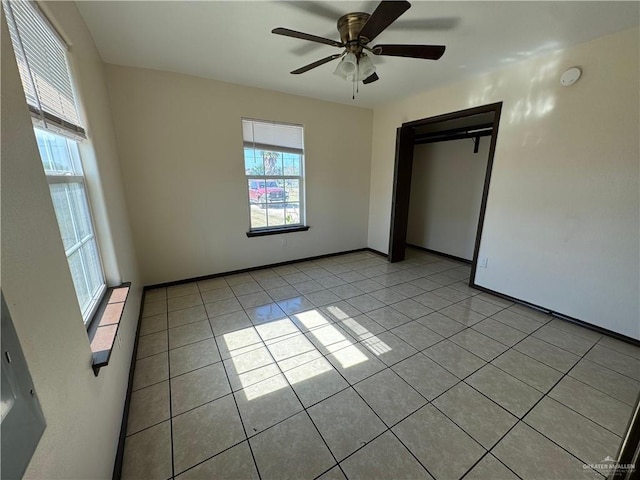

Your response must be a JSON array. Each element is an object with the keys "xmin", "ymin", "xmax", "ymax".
[
  {"xmin": 281, "ymin": 237, "xmax": 287, "ymax": 247},
  {"xmin": 479, "ymin": 257, "xmax": 488, "ymax": 268}
]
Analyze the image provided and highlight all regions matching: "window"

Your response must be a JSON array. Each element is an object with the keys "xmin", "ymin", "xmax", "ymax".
[
  {"xmin": 242, "ymin": 119, "xmax": 306, "ymax": 232},
  {"xmin": 4, "ymin": 0, "xmax": 106, "ymax": 323},
  {"xmin": 35, "ymin": 129, "xmax": 106, "ymax": 320}
]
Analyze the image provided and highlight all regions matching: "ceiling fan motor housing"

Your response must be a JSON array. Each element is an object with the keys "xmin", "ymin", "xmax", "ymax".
[{"xmin": 337, "ymin": 12, "xmax": 371, "ymax": 51}]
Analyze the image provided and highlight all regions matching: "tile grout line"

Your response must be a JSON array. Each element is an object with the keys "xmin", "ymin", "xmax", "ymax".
[
  {"xmin": 164, "ymin": 298, "xmax": 260, "ymax": 478},
  {"xmin": 250, "ymin": 322, "xmax": 351, "ymax": 480},
  {"xmin": 459, "ymin": 341, "xmax": 610, "ymax": 480},
  {"xmin": 521, "ymin": 342, "xmax": 629, "ymax": 439},
  {"xmin": 201, "ymin": 286, "xmax": 263, "ymax": 480},
  {"xmin": 135, "ymin": 249, "xmax": 637, "ymax": 480},
  {"xmin": 242, "ymin": 283, "xmax": 459, "ymax": 478},
  {"xmin": 312, "ymin": 262, "xmax": 618, "ymax": 474},
  {"xmin": 342, "ymin": 381, "xmax": 439, "ymax": 479},
  {"xmin": 471, "ymin": 320, "xmax": 640, "ymax": 408},
  {"xmin": 152, "ymin": 251, "xmax": 634, "ymax": 357},
  {"xmin": 361, "ymin": 315, "xmax": 548, "ymax": 479},
  {"xmin": 191, "ymin": 274, "xmax": 376, "ymax": 475},
  {"xmin": 424, "ymin": 314, "xmax": 627, "ymax": 461},
  {"xmin": 344, "ymin": 304, "xmax": 618, "ymax": 478},
  {"xmin": 140, "ymin": 318, "xmax": 604, "ymax": 480},
  {"xmin": 237, "ymin": 284, "xmax": 444, "ymax": 477},
  {"xmin": 153, "ymin": 289, "xmax": 622, "ymax": 431},
  {"xmin": 489, "ymin": 350, "xmax": 638, "ymax": 411},
  {"xmin": 521, "ymin": 340, "xmax": 615, "ymax": 465},
  {"xmin": 156, "ymin": 269, "xmax": 629, "ymax": 441},
  {"xmin": 165, "ymin": 292, "xmax": 175, "ymax": 480},
  {"xmin": 461, "ymin": 452, "xmax": 523, "ymax": 480},
  {"xmin": 560, "ymin": 369, "xmax": 639, "ymax": 407}
]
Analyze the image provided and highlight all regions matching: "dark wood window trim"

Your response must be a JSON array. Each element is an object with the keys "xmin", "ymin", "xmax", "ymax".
[
  {"xmin": 246, "ymin": 225, "xmax": 310, "ymax": 237},
  {"xmin": 87, "ymin": 283, "xmax": 131, "ymax": 376}
]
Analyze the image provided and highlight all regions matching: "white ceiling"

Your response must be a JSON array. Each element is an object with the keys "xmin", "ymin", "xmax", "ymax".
[{"xmin": 76, "ymin": 1, "xmax": 639, "ymax": 108}]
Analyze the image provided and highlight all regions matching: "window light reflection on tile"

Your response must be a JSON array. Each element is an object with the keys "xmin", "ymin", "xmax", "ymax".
[
  {"xmin": 256, "ymin": 318, "xmax": 300, "ymax": 342},
  {"xmin": 361, "ymin": 336, "xmax": 392, "ymax": 356},
  {"xmin": 220, "ymin": 327, "xmax": 262, "ymax": 357},
  {"xmin": 221, "ymin": 309, "xmax": 391, "ymax": 401},
  {"xmin": 293, "ymin": 310, "xmax": 331, "ymax": 330},
  {"xmin": 278, "ymin": 349, "xmax": 324, "ymax": 372},
  {"xmin": 285, "ymin": 357, "xmax": 333, "ymax": 385},
  {"xmin": 225, "ymin": 347, "xmax": 273, "ymax": 375},
  {"xmin": 243, "ymin": 373, "xmax": 289, "ymax": 401},
  {"xmin": 267, "ymin": 334, "xmax": 316, "ymax": 362},
  {"xmin": 325, "ymin": 305, "xmax": 350, "ymax": 321},
  {"xmin": 235, "ymin": 364, "xmax": 282, "ymax": 393},
  {"xmin": 331, "ymin": 345, "xmax": 369, "ymax": 369},
  {"xmin": 341, "ymin": 317, "xmax": 373, "ymax": 340},
  {"xmin": 309, "ymin": 324, "xmax": 354, "ymax": 353}
]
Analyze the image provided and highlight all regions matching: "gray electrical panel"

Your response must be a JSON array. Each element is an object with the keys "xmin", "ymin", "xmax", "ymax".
[{"xmin": 1, "ymin": 292, "xmax": 46, "ymax": 479}]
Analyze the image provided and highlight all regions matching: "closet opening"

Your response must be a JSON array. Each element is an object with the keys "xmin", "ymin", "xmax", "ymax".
[{"xmin": 388, "ymin": 102, "xmax": 502, "ymax": 285}]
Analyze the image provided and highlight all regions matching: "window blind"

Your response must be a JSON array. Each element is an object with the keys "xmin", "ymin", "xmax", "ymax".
[
  {"xmin": 242, "ymin": 119, "xmax": 304, "ymax": 154},
  {"xmin": 3, "ymin": 0, "xmax": 85, "ymax": 138}
]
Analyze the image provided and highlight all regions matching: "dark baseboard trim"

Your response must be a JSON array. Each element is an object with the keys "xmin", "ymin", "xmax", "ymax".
[
  {"xmin": 112, "ymin": 290, "xmax": 146, "ymax": 480},
  {"xmin": 406, "ymin": 244, "xmax": 472, "ymax": 265},
  {"xmin": 551, "ymin": 311, "xmax": 640, "ymax": 347},
  {"xmin": 469, "ymin": 282, "xmax": 640, "ymax": 347},
  {"xmin": 145, "ymin": 247, "xmax": 382, "ymax": 290},
  {"xmin": 366, "ymin": 247, "xmax": 389, "ymax": 259}
]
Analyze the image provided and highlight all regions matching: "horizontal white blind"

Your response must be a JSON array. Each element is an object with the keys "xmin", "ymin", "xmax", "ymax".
[
  {"xmin": 3, "ymin": 0, "xmax": 85, "ymax": 138},
  {"xmin": 242, "ymin": 119, "xmax": 304, "ymax": 154}
]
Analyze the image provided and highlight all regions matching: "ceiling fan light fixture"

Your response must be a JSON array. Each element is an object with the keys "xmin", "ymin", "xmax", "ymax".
[
  {"xmin": 357, "ymin": 53, "xmax": 376, "ymax": 81},
  {"xmin": 338, "ymin": 52, "xmax": 358, "ymax": 76},
  {"xmin": 333, "ymin": 61, "xmax": 348, "ymax": 79}
]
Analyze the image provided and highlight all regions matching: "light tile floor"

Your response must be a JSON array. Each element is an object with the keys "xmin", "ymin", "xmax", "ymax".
[{"xmin": 122, "ymin": 248, "xmax": 640, "ymax": 480}]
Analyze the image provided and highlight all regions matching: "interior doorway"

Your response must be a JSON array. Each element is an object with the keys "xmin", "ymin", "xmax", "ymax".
[{"xmin": 388, "ymin": 102, "xmax": 502, "ymax": 284}]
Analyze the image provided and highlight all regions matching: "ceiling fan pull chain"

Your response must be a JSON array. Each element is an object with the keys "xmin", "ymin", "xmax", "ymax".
[
  {"xmin": 352, "ymin": 61, "xmax": 356, "ymax": 99},
  {"xmin": 352, "ymin": 61, "xmax": 359, "ymax": 99}
]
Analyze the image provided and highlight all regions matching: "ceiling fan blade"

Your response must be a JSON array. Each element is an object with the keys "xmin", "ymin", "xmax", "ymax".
[
  {"xmin": 389, "ymin": 17, "xmax": 460, "ymax": 31},
  {"xmin": 282, "ymin": 1, "xmax": 345, "ymax": 21},
  {"xmin": 362, "ymin": 72, "xmax": 379, "ymax": 84},
  {"xmin": 358, "ymin": 0, "xmax": 411, "ymax": 43},
  {"xmin": 292, "ymin": 31, "xmax": 336, "ymax": 56},
  {"xmin": 272, "ymin": 27, "xmax": 343, "ymax": 48},
  {"xmin": 373, "ymin": 44, "xmax": 446, "ymax": 60},
  {"xmin": 291, "ymin": 54, "xmax": 342, "ymax": 74}
]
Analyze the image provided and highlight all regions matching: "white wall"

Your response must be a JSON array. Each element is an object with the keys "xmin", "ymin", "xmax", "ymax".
[
  {"xmin": 1, "ymin": 2, "xmax": 141, "ymax": 478},
  {"xmin": 407, "ymin": 139, "xmax": 490, "ymax": 260},
  {"xmin": 368, "ymin": 27, "xmax": 640, "ymax": 339},
  {"xmin": 105, "ymin": 65, "xmax": 373, "ymax": 286}
]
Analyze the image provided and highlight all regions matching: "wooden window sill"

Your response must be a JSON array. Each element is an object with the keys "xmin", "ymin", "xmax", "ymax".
[
  {"xmin": 246, "ymin": 225, "xmax": 310, "ymax": 237},
  {"xmin": 89, "ymin": 283, "xmax": 130, "ymax": 376}
]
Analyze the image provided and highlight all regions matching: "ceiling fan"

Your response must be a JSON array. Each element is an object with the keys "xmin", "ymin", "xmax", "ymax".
[{"xmin": 272, "ymin": 0, "xmax": 446, "ymax": 86}]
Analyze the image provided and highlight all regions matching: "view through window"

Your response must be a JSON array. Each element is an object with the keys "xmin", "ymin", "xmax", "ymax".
[
  {"xmin": 243, "ymin": 119, "xmax": 305, "ymax": 230},
  {"xmin": 35, "ymin": 129, "xmax": 106, "ymax": 321}
]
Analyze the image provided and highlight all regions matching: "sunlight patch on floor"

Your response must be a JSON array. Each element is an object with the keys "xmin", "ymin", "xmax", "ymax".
[{"xmin": 222, "ymin": 307, "xmax": 393, "ymax": 401}]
